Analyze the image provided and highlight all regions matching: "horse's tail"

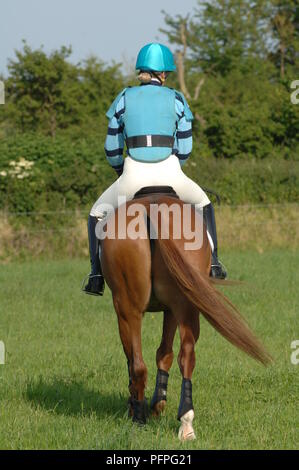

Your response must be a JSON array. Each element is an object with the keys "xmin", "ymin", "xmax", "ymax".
[{"xmin": 155, "ymin": 236, "xmax": 272, "ymax": 365}]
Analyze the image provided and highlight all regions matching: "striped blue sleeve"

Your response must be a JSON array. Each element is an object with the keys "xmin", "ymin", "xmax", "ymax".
[
  {"xmin": 174, "ymin": 94, "xmax": 193, "ymax": 167},
  {"xmin": 105, "ymin": 94, "xmax": 125, "ymax": 173}
]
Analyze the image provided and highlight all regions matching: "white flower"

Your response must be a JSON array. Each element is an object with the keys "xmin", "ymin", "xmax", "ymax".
[
  {"xmin": 0, "ymin": 170, "xmax": 7, "ymax": 177},
  {"xmin": 7, "ymin": 158, "xmax": 34, "ymax": 178},
  {"xmin": 9, "ymin": 168, "xmax": 20, "ymax": 176},
  {"xmin": 18, "ymin": 157, "xmax": 34, "ymax": 169}
]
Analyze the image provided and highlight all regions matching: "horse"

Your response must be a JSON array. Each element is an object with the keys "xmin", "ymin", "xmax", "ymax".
[{"xmin": 99, "ymin": 187, "xmax": 271, "ymax": 441}]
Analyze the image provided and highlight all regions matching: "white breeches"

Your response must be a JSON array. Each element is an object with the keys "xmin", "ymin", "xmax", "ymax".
[{"xmin": 90, "ymin": 155, "xmax": 210, "ymax": 219}]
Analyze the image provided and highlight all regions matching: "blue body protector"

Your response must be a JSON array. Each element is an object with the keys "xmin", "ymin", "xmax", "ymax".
[
  {"xmin": 123, "ymin": 86, "xmax": 176, "ymax": 161},
  {"xmin": 106, "ymin": 85, "xmax": 193, "ymax": 163}
]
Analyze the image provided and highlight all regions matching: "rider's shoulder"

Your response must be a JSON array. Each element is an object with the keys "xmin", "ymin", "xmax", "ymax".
[
  {"xmin": 172, "ymin": 89, "xmax": 188, "ymax": 104},
  {"xmin": 106, "ymin": 87, "xmax": 130, "ymax": 119},
  {"xmin": 171, "ymin": 89, "xmax": 193, "ymax": 121},
  {"xmin": 167, "ymin": 87, "xmax": 191, "ymax": 105}
]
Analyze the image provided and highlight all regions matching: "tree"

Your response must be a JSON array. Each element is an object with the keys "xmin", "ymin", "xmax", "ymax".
[
  {"xmin": 78, "ymin": 56, "xmax": 124, "ymax": 133},
  {"xmin": 4, "ymin": 42, "xmax": 80, "ymax": 136},
  {"xmin": 1, "ymin": 42, "xmax": 124, "ymax": 137},
  {"xmin": 160, "ymin": 0, "xmax": 298, "ymax": 159},
  {"xmin": 269, "ymin": 0, "xmax": 299, "ymax": 79}
]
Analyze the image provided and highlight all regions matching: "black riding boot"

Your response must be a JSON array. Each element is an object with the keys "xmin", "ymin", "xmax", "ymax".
[
  {"xmin": 203, "ymin": 203, "xmax": 227, "ymax": 279},
  {"xmin": 83, "ymin": 215, "xmax": 105, "ymax": 296}
]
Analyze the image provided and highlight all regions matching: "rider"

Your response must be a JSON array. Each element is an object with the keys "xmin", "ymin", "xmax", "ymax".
[{"xmin": 83, "ymin": 43, "xmax": 227, "ymax": 296}]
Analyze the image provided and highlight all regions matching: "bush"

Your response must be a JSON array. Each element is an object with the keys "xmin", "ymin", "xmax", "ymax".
[
  {"xmin": 183, "ymin": 155, "xmax": 299, "ymax": 205},
  {"xmin": 0, "ymin": 133, "xmax": 298, "ymax": 217},
  {"xmin": 0, "ymin": 132, "xmax": 116, "ymax": 215}
]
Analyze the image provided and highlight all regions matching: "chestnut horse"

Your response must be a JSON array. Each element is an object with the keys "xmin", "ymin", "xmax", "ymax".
[{"xmin": 100, "ymin": 190, "xmax": 271, "ymax": 441}]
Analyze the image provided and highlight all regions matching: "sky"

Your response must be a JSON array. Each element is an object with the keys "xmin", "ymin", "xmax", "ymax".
[{"xmin": 0, "ymin": 0, "xmax": 198, "ymax": 75}]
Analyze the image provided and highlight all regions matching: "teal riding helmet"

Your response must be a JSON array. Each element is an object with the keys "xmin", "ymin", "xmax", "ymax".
[{"xmin": 136, "ymin": 43, "xmax": 176, "ymax": 72}]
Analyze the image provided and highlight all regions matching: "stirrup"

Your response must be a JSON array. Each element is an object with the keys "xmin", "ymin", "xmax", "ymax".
[
  {"xmin": 81, "ymin": 274, "xmax": 105, "ymax": 296},
  {"xmin": 210, "ymin": 260, "xmax": 227, "ymax": 280}
]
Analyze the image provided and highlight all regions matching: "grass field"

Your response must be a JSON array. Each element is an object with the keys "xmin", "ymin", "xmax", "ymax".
[{"xmin": 0, "ymin": 249, "xmax": 298, "ymax": 449}]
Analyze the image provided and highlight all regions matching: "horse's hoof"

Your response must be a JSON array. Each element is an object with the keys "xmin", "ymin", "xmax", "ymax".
[
  {"xmin": 152, "ymin": 399, "xmax": 166, "ymax": 417},
  {"xmin": 178, "ymin": 427, "xmax": 196, "ymax": 441},
  {"xmin": 178, "ymin": 410, "xmax": 196, "ymax": 441}
]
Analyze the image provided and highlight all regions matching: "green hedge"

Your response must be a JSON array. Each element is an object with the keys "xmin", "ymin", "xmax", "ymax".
[
  {"xmin": 184, "ymin": 156, "xmax": 299, "ymax": 205},
  {"xmin": 0, "ymin": 133, "xmax": 113, "ymax": 215},
  {"xmin": 0, "ymin": 133, "xmax": 298, "ymax": 219}
]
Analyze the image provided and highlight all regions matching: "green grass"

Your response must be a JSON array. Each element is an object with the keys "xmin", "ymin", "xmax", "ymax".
[{"xmin": 0, "ymin": 249, "xmax": 298, "ymax": 449}]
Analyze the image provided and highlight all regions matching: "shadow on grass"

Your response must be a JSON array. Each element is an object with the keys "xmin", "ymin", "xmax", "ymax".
[{"xmin": 24, "ymin": 377, "xmax": 128, "ymax": 419}]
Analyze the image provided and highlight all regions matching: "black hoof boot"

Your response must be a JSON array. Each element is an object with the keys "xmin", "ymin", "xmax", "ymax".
[
  {"xmin": 132, "ymin": 398, "xmax": 149, "ymax": 425},
  {"xmin": 178, "ymin": 378, "xmax": 193, "ymax": 420},
  {"xmin": 150, "ymin": 369, "xmax": 169, "ymax": 411},
  {"xmin": 83, "ymin": 274, "xmax": 105, "ymax": 296}
]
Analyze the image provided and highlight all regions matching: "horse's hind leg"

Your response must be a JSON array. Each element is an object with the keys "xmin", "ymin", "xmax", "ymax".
[
  {"xmin": 151, "ymin": 309, "xmax": 177, "ymax": 416},
  {"xmin": 102, "ymin": 230, "xmax": 151, "ymax": 425},
  {"xmin": 175, "ymin": 304, "xmax": 200, "ymax": 441},
  {"xmin": 113, "ymin": 297, "xmax": 148, "ymax": 425}
]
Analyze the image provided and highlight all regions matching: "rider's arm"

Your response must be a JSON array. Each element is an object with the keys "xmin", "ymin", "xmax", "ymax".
[
  {"xmin": 104, "ymin": 95, "xmax": 125, "ymax": 176},
  {"xmin": 173, "ymin": 94, "xmax": 193, "ymax": 167}
]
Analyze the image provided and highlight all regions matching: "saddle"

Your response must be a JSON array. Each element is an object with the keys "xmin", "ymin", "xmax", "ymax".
[{"xmin": 134, "ymin": 186, "xmax": 179, "ymax": 200}]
